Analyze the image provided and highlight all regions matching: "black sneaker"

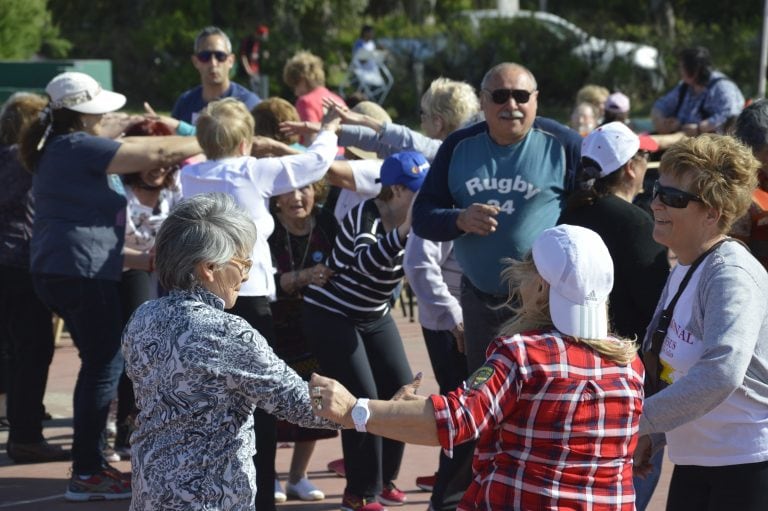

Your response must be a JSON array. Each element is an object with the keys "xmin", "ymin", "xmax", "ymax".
[{"xmin": 7, "ymin": 440, "xmax": 71, "ymax": 464}]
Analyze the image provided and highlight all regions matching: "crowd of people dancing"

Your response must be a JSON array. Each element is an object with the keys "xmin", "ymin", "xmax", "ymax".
[{"xmin": 1, "ymin": 24, "xmax": 767, "ymax": 511}]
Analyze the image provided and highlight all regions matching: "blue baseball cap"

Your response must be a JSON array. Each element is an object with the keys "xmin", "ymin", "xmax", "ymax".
[{"xmin": 377, "ymin": 151, "xmax": 430, "ymax": 192}]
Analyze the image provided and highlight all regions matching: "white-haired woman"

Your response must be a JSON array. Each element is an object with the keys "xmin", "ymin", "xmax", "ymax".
[
  {"xmin": 180, "ymin": 97, "xmax": 339, "ymax": 509},
  {"xmin": 311, "ymin": 224, "xmax": 645, "ymax": 511},
  {"xmin": 122, "ymin": 193, "xmax": 338, "ymax": 511}
]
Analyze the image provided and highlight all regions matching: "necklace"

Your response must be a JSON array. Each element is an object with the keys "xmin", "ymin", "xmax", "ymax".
[{"xmin": 284, "ymin": 217, "xmax": 315, "ymax": 271}]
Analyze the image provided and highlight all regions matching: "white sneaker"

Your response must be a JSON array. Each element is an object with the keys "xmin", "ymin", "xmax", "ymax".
[
  {"xmin": 103, "ymin": 448, "xmax": 121, "ymax": 463},
  {"xmin": 274, "ymin": 479, "xmax": 287, "ymax": 503},
  {"xmin": 286, "ymin": 477, "xmax": 325, "ymax": 501}
]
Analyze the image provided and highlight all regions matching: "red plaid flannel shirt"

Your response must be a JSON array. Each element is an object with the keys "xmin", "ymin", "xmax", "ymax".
[{"xmin": 430, "ymin": 329, "xmax": 645, "ymax": 510}]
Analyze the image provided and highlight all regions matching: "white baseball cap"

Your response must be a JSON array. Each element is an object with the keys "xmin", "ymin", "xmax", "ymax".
[
  {"xmin": 581, "ymin": 122, "xmax": 640, "ymax": 178},
  {"xmin": 46, "ymin": 72, "xmax": 126, "ymax": 114},
  {"xmin": 532, "ymin": 225, "xmax": 613, "ymax": 339},
  {"xmin": 605, "ymin": 92, "xmax": 630, "ymax": 114}
]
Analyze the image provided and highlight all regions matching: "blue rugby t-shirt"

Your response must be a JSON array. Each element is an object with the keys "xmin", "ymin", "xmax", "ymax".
[{"xmin": 447, "ymin": 127, "xmax": 568, "ymax": 295}]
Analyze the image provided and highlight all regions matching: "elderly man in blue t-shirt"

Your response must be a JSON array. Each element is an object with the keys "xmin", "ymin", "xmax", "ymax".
[
  {"xmin": 171, "ymin": 26, "xmax": 260, "ymax": 125},
  {"xmin": 412, "ymin": 62, "xmax": 581, "ymax": 374}
]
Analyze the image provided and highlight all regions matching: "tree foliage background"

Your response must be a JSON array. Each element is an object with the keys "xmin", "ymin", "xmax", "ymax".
[{"xmin": 1, "ymin": 0, "xmax": 763, "ymax": 123}]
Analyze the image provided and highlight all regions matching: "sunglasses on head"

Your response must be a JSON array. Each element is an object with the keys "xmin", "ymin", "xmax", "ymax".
[
  {"xmin": 484, "ymin": 88, "xmax": 534, "ymax": 105},
  {"xmin": 652, "ymin": 181, "xmax": 703, "ymax": 208},
  {"xmin": 195, "ymin": 50, "xmax": 229, "ymax": 63}
]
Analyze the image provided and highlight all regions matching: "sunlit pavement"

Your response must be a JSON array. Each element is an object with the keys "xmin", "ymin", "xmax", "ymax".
[{"xmin": 0, "ymin": 308, "xmax": 670, "ymax": 510}]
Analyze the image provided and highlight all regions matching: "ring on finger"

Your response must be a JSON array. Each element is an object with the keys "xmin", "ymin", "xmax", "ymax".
[
  {"xmin": 311, "ymin": 386, "xmax": 322, "ymax": 397},
  {"xmin": 313, "ymin": 396, "xmax": 323, "ymax": 409}
]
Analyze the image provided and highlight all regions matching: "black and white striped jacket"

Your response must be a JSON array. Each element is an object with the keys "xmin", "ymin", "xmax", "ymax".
[{"xmin": 303, "ymin": 199, "xmax": 405, "ymax": 321}]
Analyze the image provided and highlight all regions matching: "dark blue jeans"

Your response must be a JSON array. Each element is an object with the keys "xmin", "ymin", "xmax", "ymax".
[
  {"xmin": 32, "ymin": 274, "xmax": 124, "ymax": 474},
  {"xmin": 0, "ymin": 264, "xmax": 55, "ymax": 443},
  {"xmin": 303, "ymin": 303, "xmax": 413, "ymax": 498},
  {"xmin": 633, "ymin": 446, "xmax": 664, "ymax": 511}
]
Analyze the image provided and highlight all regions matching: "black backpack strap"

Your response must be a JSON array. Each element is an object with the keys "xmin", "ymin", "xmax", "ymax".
[
  {"xmin": 698, "ymin": 76, "xmax": 726, "ymax": 120},
  {"xmin": 673, "ymin": 82, "xmax": 689, "ymax": 118},
  {"xmin": 643, "ymin": 238, "xmax": 734, "ymax": 395}
]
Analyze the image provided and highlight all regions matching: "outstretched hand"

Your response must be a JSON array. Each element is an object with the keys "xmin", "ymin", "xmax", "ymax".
[
  {"xmin": 309, "ymin": 373, "xmax": 356, "ymax": 427},
  {"xmin": 143, "ymin": 102, "xmax": 181, "ymax": 132},
  {"xmin": 322, "ymin": 97, "xmax": 366, "ymax": 125},
  {"xmin": 391, "ymin": 372, "xmax": 423, "ymax": 401},
  {"xmin": 279, "ymin": 120, "xmax": 321, "ymax": 138},
  {"xmin": 250, "ymin": 136, "xmax": 300, "ymax": 157},
  {"xmin": 320, "ymin": 102, "xmax": 342, "ymax": 131}
]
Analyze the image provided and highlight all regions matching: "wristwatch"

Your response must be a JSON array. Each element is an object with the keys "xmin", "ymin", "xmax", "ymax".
[{"xmin": 351, "ymin": 398, "xmax": 371, "ymax": 433}]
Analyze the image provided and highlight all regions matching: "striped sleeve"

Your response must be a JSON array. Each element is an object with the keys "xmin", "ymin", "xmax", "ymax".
[
  {"xmin": 303, "ymin": 200, "xmax": 406, "ymax": 319},
  {"xmin": 330, "ymin": 203, "xmax": 404, "ymax": 276}
]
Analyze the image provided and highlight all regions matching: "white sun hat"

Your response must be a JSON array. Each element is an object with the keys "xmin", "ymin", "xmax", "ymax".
[
  {"xmin": 46, "ymin": 72, "xmax": 126, "ymax": 114},
  {"xmin": 532, "ymin": 224, "xmax": 614, "ymax": 339}
]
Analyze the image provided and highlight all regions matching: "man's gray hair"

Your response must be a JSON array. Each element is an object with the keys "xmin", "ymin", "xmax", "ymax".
[
  {"xmin": 194, "ymin": 26, "xmax": 232, "ymax": 53},
  {"xmin": 154, "ymin": 193, "xmax": 256, "ymax": 291},
  {"xmin": 480, "ymin": 63, "xmax": 538, "ymax": 91},
  {"xmin": 734, "ymin": 98, "xmax": 768, "ymax": 152}
]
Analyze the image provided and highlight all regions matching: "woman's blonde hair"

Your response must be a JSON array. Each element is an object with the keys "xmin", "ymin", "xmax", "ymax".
[
  {"xmin": 196, "ymin": 98, "xmax": 254, "ymax": 160},
  {"xmin": 283, "ymin": 51, "xmax": 326, "ymax": 90},
  {"xmin": 499, "ymin": 254, "xmax": 636, "ymax": 366},
  {"xmin": 421, "ymin": 78, "xmax": 479, "ymax": 134},
  {"xmin": 660, "ymin": 134, "xmax": 759, "ymax": 233},
  {"xmin": 576, "ymin": 84, "xmax": 610, "ymax": 112}
]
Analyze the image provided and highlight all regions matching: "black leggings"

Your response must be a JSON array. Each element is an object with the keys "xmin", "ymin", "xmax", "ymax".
[
  {"xmin": 302, "ymin": 303, "xmax": 413, "ymax": 498},
  {"xmin": 230, "ymin": 295, "xmax": 278, "ymax": 511},
  {"xmin": 0, "ymin": 264, "xmax": 55, "ymax": 443},
  {"xmin": 666, "ymin": 460, "xmax": 768, "ymax": 511},
  {"xmin": 117, "ymin": 270, "xmax": 153, "ymax": 429}
]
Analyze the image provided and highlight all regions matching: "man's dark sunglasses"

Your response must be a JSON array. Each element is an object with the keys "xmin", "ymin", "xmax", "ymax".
[
  {"xmin": 195, "ymin": 50, "xmax": 229, "ymax": 63},
  {"xmin": 484, "ymin": 88, "xmax": 534, "ymax": 105},
  {"xmin": 652, "ymin": 181, "xmax": 703, "ymax": 209}
]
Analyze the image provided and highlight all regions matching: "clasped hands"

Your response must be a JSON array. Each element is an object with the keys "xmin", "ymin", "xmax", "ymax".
[{"xmin": 308, "ymin": 372, "xmax": 424, "ymax": 427}]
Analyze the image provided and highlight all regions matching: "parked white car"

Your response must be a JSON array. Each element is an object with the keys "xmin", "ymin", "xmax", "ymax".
[{"xmin": 463, "ymin": 9, "xmax": 664, "ymax": 83}]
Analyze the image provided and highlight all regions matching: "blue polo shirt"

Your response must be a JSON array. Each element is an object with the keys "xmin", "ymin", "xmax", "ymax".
[{"xmin": 171, "ymin": 82, "xmax": 261, "ymax": 124}]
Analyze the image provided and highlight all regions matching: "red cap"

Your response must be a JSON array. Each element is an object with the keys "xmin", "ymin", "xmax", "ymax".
[{"xmin": 638, "ymin": 133, "xmax": 659, "ymax": 152}]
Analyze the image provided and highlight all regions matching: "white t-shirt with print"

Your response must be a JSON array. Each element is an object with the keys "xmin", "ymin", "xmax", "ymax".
[
  {"xmin": 660, "ymin": 259, "xmax": 768, "ymax": 466},
  {"xmin": 124, "ymin": 181, "xmax": 183, "ymax": 253}
]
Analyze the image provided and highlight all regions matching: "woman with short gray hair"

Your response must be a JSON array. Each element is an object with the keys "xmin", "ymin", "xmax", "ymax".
[
  {"xmin": 122, "ymin": 193, "xmax": 338, "ymax": 511},
  {"xmin": 153, "ymin": 192, "xmax": 257, "ymax": 292}
]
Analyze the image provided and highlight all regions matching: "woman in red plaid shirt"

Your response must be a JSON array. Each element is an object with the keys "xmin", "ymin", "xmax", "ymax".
[{"xmin": 311, "ymin": 225, "xmax": 645, "ymax": 510}]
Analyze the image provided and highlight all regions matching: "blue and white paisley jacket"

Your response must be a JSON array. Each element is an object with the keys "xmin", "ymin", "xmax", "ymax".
[{"xmin": 122, "ymin": 286, "xmax": 337, "ymax": 510}]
